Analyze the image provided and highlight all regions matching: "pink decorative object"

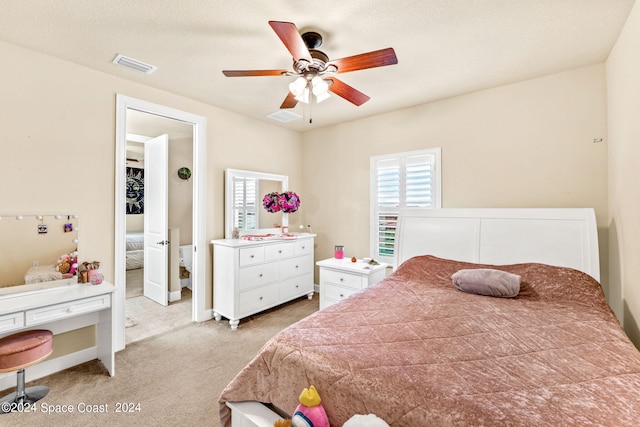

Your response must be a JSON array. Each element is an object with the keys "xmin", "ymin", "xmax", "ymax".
[
  {"xmin": 278, "ymin": 191, "xmax": 301, "ymax": 213},
  {"xmin": 335, "ymin": 245, "xmax": 344, "ymax": 259},
  {"xmin": 263, "ymin": 192, "xmax": 281, "ymax": 213}
]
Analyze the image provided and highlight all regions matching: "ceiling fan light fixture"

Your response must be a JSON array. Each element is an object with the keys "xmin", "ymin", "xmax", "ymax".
[
  {"xmin": 289, "ymin": 77, "xmax": 307, "ymax": 97},
  {"xmin": 311, "ymin": 76, "xmax": 329, "ymax": 96},
  {"xmin": 316, "ymin": 91, "xmax": 331, "ymax": 103},
  {"xmin": 294, "ymin": 87, "xmax": 310, "ymax": 104}
]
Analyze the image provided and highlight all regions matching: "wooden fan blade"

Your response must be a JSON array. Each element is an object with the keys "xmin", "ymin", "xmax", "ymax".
[
  {"xmin": 326, "ymin": 78, "xmax": 370, "ymax": 106},
  {"xmin": 327, "ymin": 47, "xmax": 398, "ymax": 73},
  {"xmin": 222, "ymin": 69, "xmax": 288, "ymax": 77},
  {"xmin": 269, "ymin": 21, "xmax": 313, "ymax": 63},
  {"xmin": 280, "ymin": 92, "xmax": 298, "ymax": 109}
]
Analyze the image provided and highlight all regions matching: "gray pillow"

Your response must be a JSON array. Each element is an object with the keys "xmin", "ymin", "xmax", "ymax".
[{"xmin": 451, "ymin": 268, "xmax": 521, "ymax": 297}]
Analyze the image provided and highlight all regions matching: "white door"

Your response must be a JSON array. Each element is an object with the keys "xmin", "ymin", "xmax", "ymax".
[{"xmin": 143, "ymin": 134, "xmax": 169, "ymax": 306}]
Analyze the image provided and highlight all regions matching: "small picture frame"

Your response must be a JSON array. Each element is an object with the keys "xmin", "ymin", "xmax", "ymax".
[{"xmin": 64, "ymin": 223, "xmax": 74, "ymax": 233}]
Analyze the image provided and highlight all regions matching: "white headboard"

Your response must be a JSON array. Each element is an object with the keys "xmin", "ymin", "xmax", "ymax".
[{"xmin": 395, "ymin": 208, "xmax": 600, "ymax": 281}]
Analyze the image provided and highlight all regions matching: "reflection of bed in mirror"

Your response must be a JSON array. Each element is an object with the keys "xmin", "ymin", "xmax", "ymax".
[
  {"xmin": 125, "ymin": 231, "xmax": 144, "ymax": 270},
  {"xmin": 0, "ymin": 214, "xmax": 79, "ymax": 292}
]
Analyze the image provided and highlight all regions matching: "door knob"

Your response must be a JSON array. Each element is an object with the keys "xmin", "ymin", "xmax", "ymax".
[{"xmin": 156, "ymin": 240, "xmax": 170, "ymax": 245}]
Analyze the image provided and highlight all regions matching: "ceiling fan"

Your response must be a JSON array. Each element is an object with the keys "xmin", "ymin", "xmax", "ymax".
[{"xmin": 222, "ymin": 21, "xmax": 398, "ymax": 110}]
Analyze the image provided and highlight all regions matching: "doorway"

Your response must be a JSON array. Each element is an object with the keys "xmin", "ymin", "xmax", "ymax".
[{"xmin": 115, "ymin": 95, "xmax": 208, "ymax": 352}]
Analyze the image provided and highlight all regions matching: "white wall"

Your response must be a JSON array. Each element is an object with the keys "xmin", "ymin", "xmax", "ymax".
[
  {"xmin": 0, "ymin": 39, "xmax": 303, "ymax": 355},
  {"xmin": 607, "ymin": 0, "xmax": 640, "ymax": 347},
  {"xmin": 302, "ymin": 65, "xmax": 608, "ymax": 293}
]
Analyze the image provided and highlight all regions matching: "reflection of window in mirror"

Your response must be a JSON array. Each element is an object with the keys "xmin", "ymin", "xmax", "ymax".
[{"xmin": 232, "ymin": 176, "xmax": 258, "ymax": 231}]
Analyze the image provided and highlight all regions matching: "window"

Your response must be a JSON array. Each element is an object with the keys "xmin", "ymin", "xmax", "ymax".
[
  {"xmin": 232, "ymin": 176, "xmax": 258, "ymax": 231},
  {"xmin": 370, "ymin": 148, "xmax": 441, "ymax": 265}
]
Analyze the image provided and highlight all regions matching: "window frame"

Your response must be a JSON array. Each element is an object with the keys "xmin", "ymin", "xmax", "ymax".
[{"xmin": 370, "ymin": 148, "xmax": 442, "ymax": 266}]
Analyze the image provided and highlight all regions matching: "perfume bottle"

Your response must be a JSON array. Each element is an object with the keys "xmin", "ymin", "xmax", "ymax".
[{"xmin": 307, "ymin": 225, "xmax": 313, "ymax": 234}]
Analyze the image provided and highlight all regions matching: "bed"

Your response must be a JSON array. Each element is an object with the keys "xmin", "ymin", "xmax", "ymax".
[
  {"xmin": 126, "ymin": 232, "xmax": 144, "ymax": 270},
  {"xmin": 219, "ymin": 208, "xmax": 640, "ymax": 426}
]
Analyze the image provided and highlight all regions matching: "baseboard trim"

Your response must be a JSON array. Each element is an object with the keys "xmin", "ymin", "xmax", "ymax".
[{"xmin": 168, "ymin": 290, "xmax": 181, "ymax": 302}]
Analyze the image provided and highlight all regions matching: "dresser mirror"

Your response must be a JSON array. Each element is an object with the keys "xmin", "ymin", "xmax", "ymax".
[
  {"xmin": 0, "ymin": 214, "xmax": 79, "ymax": 295},
  {"xmin": 225, "ymin": 169, "xmax": 289, "ymax": 238}
]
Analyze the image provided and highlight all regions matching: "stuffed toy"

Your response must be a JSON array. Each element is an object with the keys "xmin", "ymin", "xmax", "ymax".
[
  {"xmin": 290, "ymin": 385, "xmax": 329, "ymax": 427},
  {"xmin": 343, "ymin": 414, "xmax": 390, "ymax": 427}
]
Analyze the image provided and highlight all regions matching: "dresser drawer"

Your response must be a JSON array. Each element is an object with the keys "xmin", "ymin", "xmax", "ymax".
[
  {"xmin": 323, "ymin": 283, "xmax": 360, "ymax": 302},
  {"xmin": 295, "ymin": 239, "xmax": 313, "ymax": 255},
  {"xmin": 0, "ymin": 311, "xmax": 25, "ymax": 334},
  {"xmin": 280, "ymin": 255, "xmax": 312, "ymax": 279},
  {"xmin": 25, "ymin": 294, "xmax": 111, "ymax": 325},
  {"xmin": 239, "ymin": 283, "xmax": 280, "ymax": 317},
  {"xmin": 238, "ymin": 263, "xmax": 278, "ymax": 291},
  {"xmin": 239, "ymin": 246, "xmax": 264, "ymax": 266},
  {"xmin": 323, "ymin": 269, "xmax": 364, "ymax": 290},
  {"xmin": 281, "ymin": 274, "xmax": 313, "ymax": 300},
  {"xmin": 264, "ymin": 243, "xmax": 294, "ymax": 260}
]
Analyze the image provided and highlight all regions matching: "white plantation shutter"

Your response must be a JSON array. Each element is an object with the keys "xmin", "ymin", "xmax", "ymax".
[
  {"xmin": 232, "ymin": 176, "xmax": 258, "ymax": 230},
  {"xmin": 371, "ymin": 149, "xmax": 441, "ymax": 265}
]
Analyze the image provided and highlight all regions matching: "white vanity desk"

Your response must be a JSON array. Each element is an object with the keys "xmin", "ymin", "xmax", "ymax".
[{"xmin": 0, "ymin": 281, "xmax": 115, "ymax": 391}]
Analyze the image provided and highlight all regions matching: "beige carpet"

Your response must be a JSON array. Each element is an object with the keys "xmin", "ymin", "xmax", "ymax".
[{"xmin": 1, "ymin": 295, "xmax": 318, "ymax": 426}]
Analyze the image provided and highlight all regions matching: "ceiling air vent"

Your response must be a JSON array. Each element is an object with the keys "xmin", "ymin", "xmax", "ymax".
[
  {"xmin": 112, "ymin": 54, "xmax": 157, "ymax": 74},
  {"xmin": 267, "ymin": 110, "xmax": 302, "ymax": 123}
]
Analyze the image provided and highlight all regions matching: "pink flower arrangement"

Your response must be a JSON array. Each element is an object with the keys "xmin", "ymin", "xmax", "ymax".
[
  {"xmin": 263, "ymin": 192, "xmax": 282, "ymax": 213},
  {"xmin": 263, "ymin": 191, "xmax": 301, "ymax": 213}
]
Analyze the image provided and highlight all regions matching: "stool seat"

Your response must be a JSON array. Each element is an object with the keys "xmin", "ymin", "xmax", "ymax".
[
  {"xmin": 0, "ymin": 330, "xmax": 53, "ymax": 372},
  {"xmin": 0, "ymin": 329, "xmax": 53, "ymax": 413}
]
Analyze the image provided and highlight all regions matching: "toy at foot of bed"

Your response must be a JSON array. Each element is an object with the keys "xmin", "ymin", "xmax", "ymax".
[{"xmin": 273, "ymin": 385, "xmax": 389, "ymax": 427}]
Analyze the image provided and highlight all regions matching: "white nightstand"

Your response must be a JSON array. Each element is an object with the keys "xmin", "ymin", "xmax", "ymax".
[{"xmin": 316, "ymin": 258, "xmax": 388, "ymax": 309}]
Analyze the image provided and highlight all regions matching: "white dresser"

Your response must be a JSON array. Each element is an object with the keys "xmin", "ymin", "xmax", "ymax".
[
  {"xmin": 212, "ymin": 234, "xmax": 315, "ymax": 330},
  {"xmin": 317, "ymin": 258, "xmax": 388, "ymax": 310}
]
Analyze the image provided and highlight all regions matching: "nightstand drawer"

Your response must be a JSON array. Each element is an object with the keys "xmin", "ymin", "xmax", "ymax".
[
  {"xmin": 323, "ymin": 283, "xmax": 359, "ymax": 302},
  {"xmin": 239, "ymin": 283, "xmax": 280, "ymax": 316},
  {"xmin": 239, "ymin": 247, "xmax": 264, "ymax": 266},
  {"xmin": 238, "ymin": 263, "xmax": 278, "ymax": 290},
  {"xmin": 323, "ymin": 269, "xmax": 364, "ymax": 290},
  {"xmin": 265, "ymin": 243, "xmax": 294, "ymax": 260}
]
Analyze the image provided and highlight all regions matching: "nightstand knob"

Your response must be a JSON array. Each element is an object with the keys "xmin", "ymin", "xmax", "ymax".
[
  {"xmin": 295, "ymin": 265, "xmax": 299, "ymax": 269},
  {"xmin": 278, "ymin": 250, "xmax": 282, "ymax": 253},
  {"xmin": 339, "ymin": 294, "xmax": 344, "ymax": 298},
  {"xmin": 339, "ymin": 277, "xmax": 344, "ymax": 282},
  {"xmin": 301, "ymin": 246, "xmax": 305, "ymax": 250},
  {"xmin": 259, "ymin": 296, "xmax": 263, "ymax": 300},
  {"xmin": 250, "ymin": 254, "xmax": 255, "ymax": 258},
  {"xmin": 259, "ymin": 273, "xmax": 263, "ymax": 278},
  {"xmin": 295, "ymin": 284, "xmax": 299, "ymax": 288}
]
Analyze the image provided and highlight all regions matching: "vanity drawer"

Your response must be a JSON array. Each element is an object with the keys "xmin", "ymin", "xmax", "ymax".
[
  {"xmin": 239, "ymin": 247, "xmax": 264, "ymax": 266},
  {"xmin": 25, "ymin": 294, "xmax": 111, "ymax": 325},
  {"xmin": 280, "ymin": 274, "xmax": 313, "ymax": 300},
  {"xmin": 323, "ymin": 269, "xmax": 364, "ymax": 290},
  {"xmin": 238, "ymin": 263, "xmax": 278, "ymax": 291},
  {"xmin": 0, "ymin": 311, "xmax": 25, "ymax": 334},
  {"xmin": 264, "ymin": 243, "xmax": 294, "ymax": 260},
  {"xmin": 323, "ymin": 283, "xmax": 360, "ymax": 302},
  {"xmin": 295, "ymin": 239, "xmax": 312, "ymax": 255},
  {"xmin": 280, "ymin": 255, "xmax": 312, "ymax": 279},
  {"xmin": 238, "ymin": 283, "xmax": 280, "ymax": 317}
]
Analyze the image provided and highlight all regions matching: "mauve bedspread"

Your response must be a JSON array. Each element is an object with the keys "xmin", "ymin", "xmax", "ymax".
[{"xmin": 219, "ymin": 255, "xmax": 640, "ymax": 426}]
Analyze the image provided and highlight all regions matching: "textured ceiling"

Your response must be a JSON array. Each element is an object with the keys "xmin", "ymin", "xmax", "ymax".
[{"xmin": 0, "ymin": 1, "xmax": 635, "ymax": 132}]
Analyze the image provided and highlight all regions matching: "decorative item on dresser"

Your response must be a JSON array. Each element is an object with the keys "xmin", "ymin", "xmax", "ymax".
[
  {"xmin": 317, "ymin": 258, "xmax": 387, "ymax": 310},
  {"xmin": 212, "ymin": 234, "xmax": 316, "ymax": 330}
]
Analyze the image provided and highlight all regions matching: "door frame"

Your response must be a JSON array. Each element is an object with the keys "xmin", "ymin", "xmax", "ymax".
[{"xmin": 115, "ymin": 94, "xmax": 208, "ymax": 352}]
